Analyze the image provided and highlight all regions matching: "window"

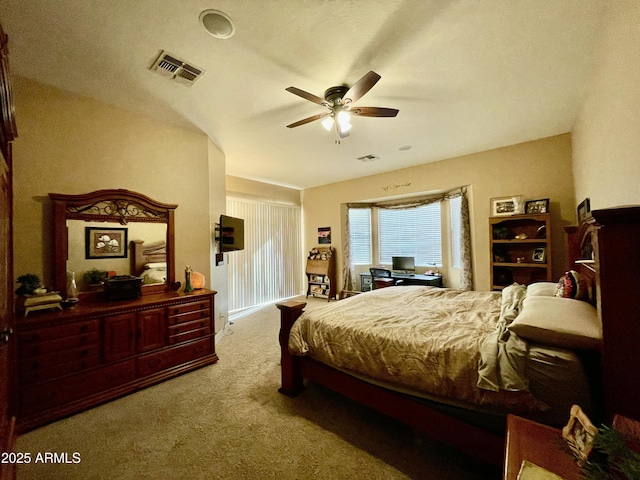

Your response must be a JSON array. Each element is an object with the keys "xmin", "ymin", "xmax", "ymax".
[
  {"xmin": 378, "ymin": 203, "xmax": 442, "ymax": 265},
  {"xmin": 348, "ymin": 208, "xmax": 372, "ymax": 265},
  {"xmin": 449, "ymin": 196, "xmax": 462, "ymax": 268}
]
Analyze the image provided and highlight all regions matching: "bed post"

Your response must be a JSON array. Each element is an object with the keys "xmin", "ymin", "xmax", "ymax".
[{"xmin": 276, "ymin": 301, "xmax": 306, "ymax": 397}]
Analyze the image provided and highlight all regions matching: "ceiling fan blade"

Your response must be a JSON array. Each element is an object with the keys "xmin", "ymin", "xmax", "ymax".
[
  {"xmin": 342, "ymin": 71, "xmax": 381, "ymax": 105},
  {"xmin": 350, "ymin": 106, "xmax": 399, "ymax": 118},
  {"xmin": 285, "ymin": 86, "xmax": 327, "ymax": 106},
  {"xmin": 286, "ymin": 113, "xmax": 329, "ymax": 128}
]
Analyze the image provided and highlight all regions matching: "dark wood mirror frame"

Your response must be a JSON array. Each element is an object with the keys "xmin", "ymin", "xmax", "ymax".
[{"xmin": 49, "ymin": 189, "xmax": 177, "ymax": 297}]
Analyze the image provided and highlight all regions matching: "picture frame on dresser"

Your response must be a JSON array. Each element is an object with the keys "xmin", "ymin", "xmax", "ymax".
[
  {"xmin": 577, "ymin": 198, "xmax": 591, "ymax": 223},
  {"xmin": 562, "ymin": 405, "xmax": 597, "ymax": 466}
]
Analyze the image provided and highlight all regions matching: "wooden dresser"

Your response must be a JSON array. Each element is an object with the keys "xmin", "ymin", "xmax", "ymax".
[{"xmin": 15, "ymin": 290, "xmax": 218, "ymax": 432}]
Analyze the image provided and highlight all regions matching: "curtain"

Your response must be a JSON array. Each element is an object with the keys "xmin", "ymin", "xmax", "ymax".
[
  {"xmin": 459, "ymin": 188, "xmax": 473, "ymax": 290},
  {"xmin": 342, "ymin": 211, "xmax": 354, "ymax": 291}
]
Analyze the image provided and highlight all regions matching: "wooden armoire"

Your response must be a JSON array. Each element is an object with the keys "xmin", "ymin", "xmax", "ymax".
[{"xmin": 0, "ymin": 21, "xmax": 19, "ymax": 480}]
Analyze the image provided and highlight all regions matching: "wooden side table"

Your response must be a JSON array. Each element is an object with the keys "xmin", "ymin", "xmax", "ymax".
[{"xmin": 503, "ymin": 414, "xmax": 581, "ymax": 480}]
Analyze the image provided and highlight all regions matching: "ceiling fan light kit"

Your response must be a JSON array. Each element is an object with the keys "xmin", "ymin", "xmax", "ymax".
[{"xmin": 285, "ymin": 71, "xmax": 398, "ymax": 141}]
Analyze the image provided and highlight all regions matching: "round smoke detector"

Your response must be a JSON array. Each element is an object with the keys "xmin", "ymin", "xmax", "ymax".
[{"xmin": 199, "ymin": 9, "xmax": 235, "ymax": 39}]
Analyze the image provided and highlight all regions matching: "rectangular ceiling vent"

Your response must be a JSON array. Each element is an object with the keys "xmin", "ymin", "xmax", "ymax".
[
  {"xmin": 356, "ymin": 154, "xmax": 379, "ymax": 162},
  {"xmin": 150, "ymin": 51, "xmax": 205, "ymax": 87}
]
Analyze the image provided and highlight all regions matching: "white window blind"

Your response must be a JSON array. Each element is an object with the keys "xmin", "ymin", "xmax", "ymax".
[
  {"xmin": 226, "ymin": 198, "xmax": 303, "ymax": 312},
  {"xmin": 348, "ymin": 208, "xmax": 372, "ymax": 265},
  {"xmin": 378, "ymin": 203, "xmax": 442, "ymax": 265},
  {"xmin": 449, "ymin": 196, "xmax": 462, "ymax": 268}
]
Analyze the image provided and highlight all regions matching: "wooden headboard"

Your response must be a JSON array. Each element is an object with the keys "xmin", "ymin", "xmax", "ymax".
[
  {"xmin": 564, "ymin": 205, "xmax": 640, "ymax": 422},
  {"xmin": 130, "ymin": 239, "xmax": 167, "ymax": 277}
]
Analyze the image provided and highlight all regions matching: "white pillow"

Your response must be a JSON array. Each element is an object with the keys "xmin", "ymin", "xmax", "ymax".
[
  {"xmin": 525, "ymin": 282, "xmax": 558, "ymax": 297},
  {"xmin": 508, "ymin": 296, "xmax": 601, "ymax": 350},
  {"xmin": 144, "ymin": 262, "xmax": 167, "ymax": 270}
]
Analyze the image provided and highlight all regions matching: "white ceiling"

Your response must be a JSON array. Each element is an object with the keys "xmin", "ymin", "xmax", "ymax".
[{"xmin": 0, "ymin": 0, "xmax": 604, "ymax": 190}]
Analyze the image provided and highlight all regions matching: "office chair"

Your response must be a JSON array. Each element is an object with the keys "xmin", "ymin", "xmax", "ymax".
[{"xmin": 369, "ymin": 268, "xmax": 399, "ymax": 289}]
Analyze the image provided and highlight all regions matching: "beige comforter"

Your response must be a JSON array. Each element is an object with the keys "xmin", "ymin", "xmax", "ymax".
[{"xmin": 289, "ymin": 286, "xmax": 542, "ymax": 412}]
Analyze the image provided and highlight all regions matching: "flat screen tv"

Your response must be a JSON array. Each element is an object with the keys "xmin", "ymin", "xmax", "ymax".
[
  {"xmin": 392, "ymin": 256, "xmax": 415, "ymax": 273},
  {"xmin": 219, "ymin": 214, "xmax": 244, "ymax": 252}
]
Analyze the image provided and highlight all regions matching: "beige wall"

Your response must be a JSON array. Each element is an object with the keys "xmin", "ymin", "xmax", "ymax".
[
  {"xmin": 209, "ymin": 139, "xmax": 228, "ymax": 334},
  {"xmin": 572, "ymin": 0, "xmax": 640, "ymax": 209},
  {"xmin": 302, "ymin": 134, "xmax": 575, "ymax": 292},
  {"xmin": 12, "ymin": 76, "xmax": 227, "ymax": 325},
  {"xmin": 226, "ymin": 175, "xmax": 301, "ymax": 205}
]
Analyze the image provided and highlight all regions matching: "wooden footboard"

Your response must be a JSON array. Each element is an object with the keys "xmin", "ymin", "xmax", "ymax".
[
  {"xmin": 276, "ymin": 301, "xmax": 504, "ymax": 466},
  {"xmin": 276, "ymin": 301, "xmax": 307, "ymax": 397}
]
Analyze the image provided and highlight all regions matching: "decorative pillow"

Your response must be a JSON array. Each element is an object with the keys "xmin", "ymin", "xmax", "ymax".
[
  {"xmin": 555, "ymin": 270, "xmax": 588, "ymax": 301},
  {"xmin": 526, "ymin": 282, "xmax": 558, "ymax": 298},
  {"xmin": 508, "ymin": 296, "xmax": 601, "ymax": 350}
]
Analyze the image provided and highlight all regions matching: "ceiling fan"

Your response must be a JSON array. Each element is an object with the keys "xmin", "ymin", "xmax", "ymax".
[{"xmin": 285, "ymin": 71, "xmax": 399, "ymax": 140}]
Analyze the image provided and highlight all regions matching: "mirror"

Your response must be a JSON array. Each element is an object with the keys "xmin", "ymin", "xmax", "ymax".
[
  {"xmin": 66, "ymin": 219, "xmax": 167, "ymax": 292},
  {"xmin": 49, "ymin": 189, "xmax": 177, "ymax": 297}
]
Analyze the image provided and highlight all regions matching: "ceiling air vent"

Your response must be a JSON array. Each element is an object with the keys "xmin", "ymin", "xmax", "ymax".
[
  {"xmin": 150, "ymin": 51, "xmax": 205, "ymax": 86},
  {"xmin": 356, "ymin": 154, "xmax": 379, "ymax": 162}
]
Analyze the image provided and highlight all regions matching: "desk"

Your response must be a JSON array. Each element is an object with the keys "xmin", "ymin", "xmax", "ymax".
[
  {"xmin": 503, "ymin": 415, "xmax": 581, "ymax": 480},
  {"xmin": 359, "ymin": 272, "xmax": 443, "ymax": 292}
]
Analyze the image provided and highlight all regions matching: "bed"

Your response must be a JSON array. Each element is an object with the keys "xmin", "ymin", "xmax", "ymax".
[
  {"xmin": 277, "ymin": 205, "xmax": 640, "ymax": 466},
  {"xmin": 130, "ymin": 239, "xmax": 168, "ymax": 285}
]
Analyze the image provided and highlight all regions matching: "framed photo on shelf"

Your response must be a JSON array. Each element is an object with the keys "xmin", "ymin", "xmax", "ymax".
[
  {"xmin": 531, "ymin": 247, "xmax": 546, "ymax": 263},
  {"xmin": 577, "ymin": 198, "xmax": 591, "ymax": 223},
  {"xmin": 85, "ymin": 227, "xmax": 128, "ymax": 259},
  {"xmin": 562, "ymin": 404, "xmax": 598, "ymax": 466},
  {"xmin": 490, "ymin": 196, "xmax": 524, "ymax": 216},
  {"xmin": 525, "ymin": 198, "xmax": 549, "ymax": 214}
]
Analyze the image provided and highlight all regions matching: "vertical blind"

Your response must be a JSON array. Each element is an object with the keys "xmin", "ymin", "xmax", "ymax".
[
  {"xmin": 226, "ymin": 198, "xmax": 303, "ymax": 312},
  {"xmin": 378, "ymin": 203, "xmax": 442, "ymax": 265}
]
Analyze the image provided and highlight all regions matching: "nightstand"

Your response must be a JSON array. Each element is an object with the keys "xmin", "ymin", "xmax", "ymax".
[{"xmin": 503, "ymin": 415, "xmax": 581, "ymax": 480}]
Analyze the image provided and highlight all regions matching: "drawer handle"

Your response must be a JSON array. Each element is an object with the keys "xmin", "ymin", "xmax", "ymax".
[
  {"xmin": 80, "ymin": 349, "xmax": 90, "ymax": 357},
  {"xmin": 80, "ymin": 325, "xmax": 89, "ymax": 333}
]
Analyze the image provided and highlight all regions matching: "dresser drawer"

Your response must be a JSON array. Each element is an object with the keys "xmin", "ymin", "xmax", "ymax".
[
  {"xmin": 19, "ymin": 319, "xmax": 99, "ymax": 344},
  {"xmin": 19, "ymin": 355, "xmax": 101, "ymax": 385},
  {"xmin": 168, "ymin": 326, "xmax": 211, "ymax": 345},
  {"xmin": 19, "ymin": 332, "xmax": 98, "ymax": 357},
  {"xmin": 168, "ymin": 308, "xmax": 209, "ymax": 325},
  {"xmin": 168, "ymin": 318, "xmax": 210, "ymax": 337},
  {"xmin": 137, "ymin": 338, "xmax": 212, "ymax": 377},
  {"xmin": 20, "ymin": 344, "xmax": 100, "ymax": 372},
  {"xmin": 168, "ymin": 300, "xmax": 210, "ymax": 317},
  {"xmin": 20, "ymin": 360, "xmax": 136, "ymax": 416}
]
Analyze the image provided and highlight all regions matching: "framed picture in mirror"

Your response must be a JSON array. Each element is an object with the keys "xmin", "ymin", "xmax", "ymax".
[{"xmin": 85, "ymin": 227, "xmax": 128, "ymax": 259}]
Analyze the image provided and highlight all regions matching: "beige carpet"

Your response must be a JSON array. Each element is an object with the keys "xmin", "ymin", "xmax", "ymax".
[{"xmin": 16, "ymin": 296, "xmax": 500, "ymax": 480}]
